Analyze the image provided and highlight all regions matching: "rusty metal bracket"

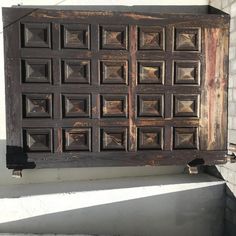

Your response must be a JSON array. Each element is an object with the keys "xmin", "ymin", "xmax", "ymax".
[
  {"xmin": 186, "ymin": 158, "xmax": 205, "ymax": 175},
  {"xmin": 225, "ymin": 153, "xmax": 236, "ymax": 163},
  {"xmin": 226, "ymin": 143, "xmax": 236, "ymax": 163},
  {"xmin": 187, "ymin": 165, "xmax": 199, "ymax": 174},
  {"xmin": 12, "ymin": 169, "xmax": 22, "ymax": 178}
]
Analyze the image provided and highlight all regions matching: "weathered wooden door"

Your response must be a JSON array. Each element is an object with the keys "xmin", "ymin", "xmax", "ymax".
[{"xmin": 3, "ymin": 7, "xmax": 229, "ymax": 169}]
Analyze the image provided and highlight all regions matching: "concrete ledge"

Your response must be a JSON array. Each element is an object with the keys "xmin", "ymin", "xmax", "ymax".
[{"xmin": 0, "ymin": 174, "xmax": 225, "ymax": 236}]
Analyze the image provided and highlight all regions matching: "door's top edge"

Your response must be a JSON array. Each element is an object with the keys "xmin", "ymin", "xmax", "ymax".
[{"xmin": 2, "ymin": 5, "xmax": 229, "ymax": 16}]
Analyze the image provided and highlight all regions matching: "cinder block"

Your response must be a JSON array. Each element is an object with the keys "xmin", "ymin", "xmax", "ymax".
[
  {"xmin": 233, "ymin": 76, "xmax": 236, "ymax": 88},
  {"xmin": 233, "ymin": 90, "xmax": 236, "ymax": 102},
  {"xmin": 229, "ymin": 117, "xmax": 233, "ymax": 129},
  {"xmin": 210, "ymin": 0, "xmax": 222, "ymax": 9},
  {"xmin": 229, "ymin": 75, "xmax": 234, "ymax": 88},
  {"xmin": 222, "ymin": 0, "xmax": 229, "ymax": 9},
  {"xmin": 223, "ymin": 6, "xmax": 231, "ymax": 13},
  {"xmin": 230, "ymin": 32, "xmax": 236, "ymax": 48},
  {"xmin": 230, "ymin": 58, "xmax": 236, "ymax": 73},
  {"xmin": 228, "ymin": 130, "xmax": 236, "ymax": 143},
  {"xmin": 229, "ymin": 88, "xmax": 233, "ymax": 102},
  {"xmin": 229, "ymin": 47, "xmax": 236, "ymax": 60},
  {"xmin": 231, "ymin": 117, "xmax": 236, "ymax": 130},
  {"xmin": 231, "ymin": 2, "xmax": 236, "ymax": 17},
  {"xmin": 230, "ymin": 18, "xmax": 236, "ymax": 33},
  {"xmin": 228, "ymin": 102, "xmax": 236, "ymax": 116}
]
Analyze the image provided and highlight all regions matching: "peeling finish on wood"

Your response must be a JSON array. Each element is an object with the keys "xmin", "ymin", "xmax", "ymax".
[
  {"xmin": 129, "ymin": 25, "xmax": 137, "ymax": 152},
  {"xmin": 201, "ymin": 28, "xmax": 228, "ymax": 150},
  {"xmin": 122, "ymin": 13, "xmax": 164, "ymax": 20},
  {"xmin": 56, "ymin": 128, "xmax": 62, "ymax": 153},
  {"xmin": 31, "ymin": 10, "xmax": 114, "ymax": 19}
]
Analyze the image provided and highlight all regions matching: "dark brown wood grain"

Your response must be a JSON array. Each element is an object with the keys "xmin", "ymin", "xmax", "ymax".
[
  {"xmin": 2, "ymin": 6, "xmax": 229, "ymax": 169},
  {"xmin": 200, "ymin": 27, "xmax": 229, "ymax": 150}
]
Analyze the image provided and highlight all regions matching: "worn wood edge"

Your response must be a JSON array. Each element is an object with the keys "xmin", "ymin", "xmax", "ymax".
[
  {"xmin": 6, "ymin": 150, "xmax": 227, "ymax": 169},
  {"xmin": 200, "ymin": 27, "xmax": 229, "ymax": 150},
  {"xmin": 2, "ymin": 7, "xmax": 230, "ymax": 29}
]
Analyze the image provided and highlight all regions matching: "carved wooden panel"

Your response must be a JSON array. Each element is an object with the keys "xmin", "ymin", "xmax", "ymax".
[
  {"xmin": 100, "ymin": 25, "xmax": 128, "ymax": 50},
  {"xmin": 21, "ymin": 23, "xmax": 51, "ymax": 48},
  {"xmin": 174, "ymin": 127, "xmax": 198, "ymax": 149},
  {"xmin": 61, "ymin": 24, "xmax": 90, "ymax": 49},
  {"xmin": 138, "ymin": 94, "xmax": 163, "ymax": 117},
  {"xmin": 138, "ymin": 61, "xmax": 164, "ymax": 84},
  {"xmin": 23, "ymin": 129, "xmax": 52, "ymax": 152},
  {"xmin": 63, "ymin": 128, "xmax": 91, "ymax": 151},
  {"xmin": 138, "ymin": 26, "xmax": 164, "ymax": 50},
  {"xmin": 174, "ymin": 60, "xmax": 200, "ymax": 84},
  {"xmin": 101, "ymin": 95, "xmax": 127, "ymax": 118},
  {"xmin": 3, "ymin": 7, "xmax": 229, "ymax": 169},
  {"xmin": 174, "ymin": 28, "xmax": 200, "ymax": 51},
  {"xmin": 22, "ymin": 59, "xmax": 51, "ymax": 83},
  {"xmin": 23, "ymin": 94, "xmax": 52, "ymax": 118},
  {"xmin": 174, "ymin": 95, "xmax": 199, "ymax": 117},
  {"xmin": 63, "ymin": 94, "xmax": 91, "ymax": 118},
  {"xmin": 100, "ymin": 61, "xmax": 128, "ymax": 84},
  {"xmin": 62, "ymin": 60, "xmax": 90, "ymax": 84},
  {"xmin": 101, "ymin": 127, "xmax": 128, "ymax": 151},
  {"xmin": 138, "ymin": 127, "xmax": 163, "ymax": 150}
]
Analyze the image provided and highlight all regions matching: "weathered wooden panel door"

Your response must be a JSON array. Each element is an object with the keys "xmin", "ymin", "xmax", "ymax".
[{"xmin": 3, "ymin": 7, "xmax": 229, "ymax": 169}]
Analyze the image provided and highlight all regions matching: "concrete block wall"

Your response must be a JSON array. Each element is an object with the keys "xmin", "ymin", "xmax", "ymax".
[{"xmin": 210, "ymin": 0, "xmax": 236, "ymax": 234}]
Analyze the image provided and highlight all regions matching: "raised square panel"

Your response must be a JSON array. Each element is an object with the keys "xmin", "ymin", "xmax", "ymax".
[
  {"xmin": 174, "ymin": 95, "xmax": 199, "ymax": 117},
  {"xmin": 62, "ymin": 60, "xmax": 90, "ymax": 84},
  {"xmin": 63, "ymin": 128, "xmax": 91, "ymax": 151},
  {"xmin": 138, "ymin": 26, "xmax": 164, "ymax": 50},
  {"xmin": 174, "ymin": 61, "xmax": 200, "ymax": 85},
  {"xmin": 23, "ymin": 94, "xmax": 52, "ymax": 118},
  {"xmin": 63, "ymin": 94, "xmax": 90, "ymax": 118},
  {"xmin": 138, "ymin": 127, "xmax": 163, "ymax": 150},
  {"xmin": 100, "ymin": 61, "xmax": 128, "ymax": 84},
  {"xmin": 21, "ymin": 23, "xmax": 51, "ymax": 48},
  {"xmin": 100, "ymin": 25, "xmax": 128, "ymax": 50},
  {"xmin": 61, "ymin": 24, "xmax": 90, "ymax": 49},
  {"xmin": 101, "ymin": 127, "xmax": 127, "ymax": 151},
  {"xmin": 22, "ymin": 59, "xmax": 51, "ymax": 83},
  {"xmin": 174, "ymin": 28, "xmax": 200, "ymax": 51},
  {"xmin": 138, "ymin": 61, "xmax": 164, "ymax": 84},
  {"xmin": 174, "ymin": 127, "xmax": 198, "ymax": 149},
  {"xmin": 138, "ymin": 94, "xmax": 163, "ymax": 117},
  {"xmin": 23, "ymin": 129, "xmax": 52, "ymax": 152},
  {"xmin": 101, "ymin": 95, "xmax": 127, "ymax": 118}
]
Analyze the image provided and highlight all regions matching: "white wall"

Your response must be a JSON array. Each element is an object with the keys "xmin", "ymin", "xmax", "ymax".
[
  {"xmin": 0, "ymin": 0, "xmax": 209, "ymax": 186},
  {"xmin": 0, "ymin": 174, "xmax": 226, "ymax": 235}
]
